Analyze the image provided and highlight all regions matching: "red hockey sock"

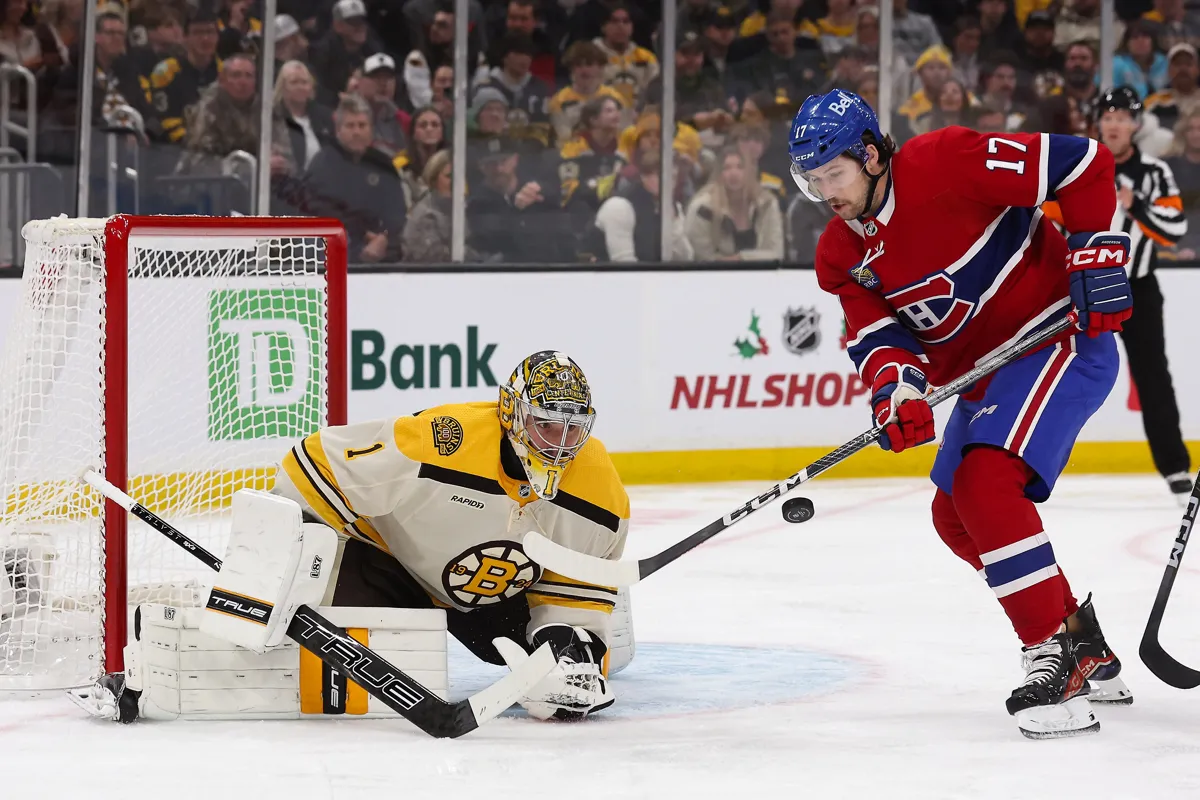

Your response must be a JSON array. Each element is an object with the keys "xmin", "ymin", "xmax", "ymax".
[
  {"xmin": 1059, "ymin": 569, "xmax": 1079, "ymax": 619},
  {"xmin": 952, "ymin": 446, "xmax": 1067, "ymax": 646},
  {"xmin": 931, "ymin": 486, "xmax": 1078, "ymax": 622},
  {"xmin": 931, "ymin": 488, "xmax": 983, "ymax": 571}
]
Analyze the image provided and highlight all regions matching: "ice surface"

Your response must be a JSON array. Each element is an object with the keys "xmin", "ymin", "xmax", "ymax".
[{"xmin": 3, "ymin": 475, "xmax": 1199, "ymax": 799}]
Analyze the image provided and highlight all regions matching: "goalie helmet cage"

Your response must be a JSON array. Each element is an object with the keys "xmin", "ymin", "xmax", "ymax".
[{"xmin": 0, "ymin": 215, "xmax": 347, "ymax": 693}]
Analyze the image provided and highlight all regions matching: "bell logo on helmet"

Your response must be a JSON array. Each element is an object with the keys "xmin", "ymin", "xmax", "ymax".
[{"xmin": 827, "ymin": 93, "xmax": 855, "ymax": 116}]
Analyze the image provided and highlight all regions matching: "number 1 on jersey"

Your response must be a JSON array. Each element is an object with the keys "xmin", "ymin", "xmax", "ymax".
[{"xmin": 985, "ymin": 136, "xmax": 1027, "ymax": 175}]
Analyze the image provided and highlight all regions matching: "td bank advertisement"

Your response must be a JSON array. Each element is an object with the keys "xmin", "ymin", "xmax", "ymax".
[
  {"xmin": 0, "ymin": 268, "xmax": 1194, "ymax": 473},
  {"xmin": 345, "ymin": 270, "xmax": 1200, "ymax": 457}
]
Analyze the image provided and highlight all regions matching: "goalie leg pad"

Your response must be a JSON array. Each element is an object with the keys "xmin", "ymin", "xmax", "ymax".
[
  {"xmin": 200, "ymin": 489, "xmax": 338, "ymax": 652},
  {"xmin": 128, "ymin": 603, "xmax": 448, "ymax": 720},
  {"xmin": 607, "ymin": 588, "xmax": 635, "ymax": 675}
]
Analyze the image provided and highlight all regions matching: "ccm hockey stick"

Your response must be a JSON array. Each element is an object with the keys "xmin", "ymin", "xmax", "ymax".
[
  {"xmin": 81, "ymin": 469, "xmax": 556, "ymax": 737},
  {"xmin": 524, "ymin": 313, "xmax": 1078, "ymax": 588},
  {"xmin": 1139, "ymin": 468, "xmax": 1200, "ymax": 689}
]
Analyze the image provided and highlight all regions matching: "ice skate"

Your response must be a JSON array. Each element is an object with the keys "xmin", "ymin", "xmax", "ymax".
[
  {"xmin": 1069, "ymin": 595, "xmax": 1133, "ymax": 705},
  {"xmin": 1166, "ymin": 472, "xmax": 1194, "ymax": 507},
  {"xmin": 1007, "ymin": 632, "xmax": 1099, "ymax": 740}
]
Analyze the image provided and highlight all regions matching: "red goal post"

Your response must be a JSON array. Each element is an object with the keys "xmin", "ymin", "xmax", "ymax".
[{"xmin": 0, "ymin": 215, "xmax": 347, "ymax": 692}]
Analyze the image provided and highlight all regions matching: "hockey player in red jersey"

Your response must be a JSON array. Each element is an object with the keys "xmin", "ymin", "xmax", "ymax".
[{"xmin": 789, "ymin": 90, "xmax": 1134, "ymax": 739}]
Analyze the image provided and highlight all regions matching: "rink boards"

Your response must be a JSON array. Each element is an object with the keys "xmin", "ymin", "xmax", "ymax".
[{"xmin": 0, "ymin": 266, "xmax": 1196, "ymax": 484}]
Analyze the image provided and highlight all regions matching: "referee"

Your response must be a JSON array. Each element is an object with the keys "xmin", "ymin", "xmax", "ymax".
[{"xmin": 1096, "ymin": 87, "xmax": 1192, "ymax": 504}]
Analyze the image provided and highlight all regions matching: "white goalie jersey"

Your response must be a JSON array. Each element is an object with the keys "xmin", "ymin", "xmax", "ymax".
[{"xmin": 271, "ymin": 401, "xmax": 630, "ymax": 649}]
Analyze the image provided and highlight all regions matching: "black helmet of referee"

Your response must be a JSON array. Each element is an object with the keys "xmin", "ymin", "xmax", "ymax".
[{"xmin": 1094, "ymin": 86, "xmax": 1142, "ymax": 122}]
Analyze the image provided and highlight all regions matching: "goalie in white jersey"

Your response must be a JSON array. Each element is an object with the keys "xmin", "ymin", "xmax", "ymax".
[{"xmin": 273, "ymin": 350, "xmax": 631, "ymax": 719}]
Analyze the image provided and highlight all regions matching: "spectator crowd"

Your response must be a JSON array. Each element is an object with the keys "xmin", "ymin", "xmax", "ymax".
[{"xmin": 6, "ymin": 0, "xmax": 1200, "ymax": 263}]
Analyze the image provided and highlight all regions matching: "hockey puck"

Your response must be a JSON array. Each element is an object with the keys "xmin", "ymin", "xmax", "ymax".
[{"xmin": 782, "ymin": 497, "xmax": 815, "ymax": 524}]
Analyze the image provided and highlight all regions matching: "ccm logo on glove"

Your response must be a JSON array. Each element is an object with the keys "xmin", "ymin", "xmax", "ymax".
[
  {"xmin": 1065, "ymin": 232, "xmax": 1133, "ymax": 337},
  {"xmin": 1067, "ymin": 246, "xmax": 1127, "ymax": 267}
]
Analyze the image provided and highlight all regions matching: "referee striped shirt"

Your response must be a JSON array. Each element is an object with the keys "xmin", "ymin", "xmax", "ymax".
[{"xmin": 1113, "ymin": 147, "xmax": 1187, "ymax": 279}]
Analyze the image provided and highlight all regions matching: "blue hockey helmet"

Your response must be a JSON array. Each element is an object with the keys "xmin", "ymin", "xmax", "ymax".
[{"xmin": 788, "ymin": 90, "xmax": 884, "ymax": 201}]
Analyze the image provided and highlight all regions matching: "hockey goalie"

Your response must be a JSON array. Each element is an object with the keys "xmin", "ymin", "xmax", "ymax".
[{"xmin": 79, "ymin": 350, "xmax": 632, "ymax": 723}]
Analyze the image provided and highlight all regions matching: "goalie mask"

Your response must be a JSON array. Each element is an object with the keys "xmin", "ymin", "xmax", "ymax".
[{"xmin": 499, "ymin": 351, "xmax": 596, "ymax": 500}]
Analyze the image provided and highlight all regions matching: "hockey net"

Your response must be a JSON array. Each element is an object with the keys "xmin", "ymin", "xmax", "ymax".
[{"xmin": 0, "ymin": 216, "xmax": 346, "ymax": 692}]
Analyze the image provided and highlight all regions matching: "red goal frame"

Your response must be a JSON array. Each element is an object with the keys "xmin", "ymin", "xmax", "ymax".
[{"xmin": 100, "ymin": 215, "xmax": 348, "ymax": 675}]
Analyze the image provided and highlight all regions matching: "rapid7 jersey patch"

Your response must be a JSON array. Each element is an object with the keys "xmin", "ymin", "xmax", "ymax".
[{"xmin": 886, "ymin": 273, "xmax": 975, "ymax": 344}]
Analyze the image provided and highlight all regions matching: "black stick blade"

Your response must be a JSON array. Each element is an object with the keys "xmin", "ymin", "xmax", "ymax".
[
  {"xmin": 1139, "ymin": 481, "xmax": 1200, "ymax": 690},
  {"xmin": 1140, "ymin": 636, "xmax": 1200, "ymax": 690}
]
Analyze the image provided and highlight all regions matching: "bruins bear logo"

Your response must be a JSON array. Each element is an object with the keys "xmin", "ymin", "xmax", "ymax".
[
  {"xmin": 430, "ymin": 416, "xmax": 463, "ymax": 456},
  {"xmin": 443, "ymin": 541, "xmax": 539, "ymax": 606}
]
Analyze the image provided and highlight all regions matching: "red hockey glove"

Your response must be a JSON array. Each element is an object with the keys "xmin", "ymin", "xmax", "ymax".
[
  {"xmin": 871, "ymin": 364, "xmax": 935, "ymax": 453},
  {"xmin": 1066, "ymin": 232, "xmax": 1132, "ymax": 337}
]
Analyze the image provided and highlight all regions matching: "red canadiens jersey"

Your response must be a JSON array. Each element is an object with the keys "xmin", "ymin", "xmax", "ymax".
[{"xmin": 815, "ymin": 126, "xmax": 1117, "ymax": 388}]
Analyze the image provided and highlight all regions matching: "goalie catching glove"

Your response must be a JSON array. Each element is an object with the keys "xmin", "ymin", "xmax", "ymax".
[{"xmin": 495, "ymin": 623, "xmax": 614, "ymax": 720}]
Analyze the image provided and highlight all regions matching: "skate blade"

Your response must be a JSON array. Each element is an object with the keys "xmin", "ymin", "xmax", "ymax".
[
  {"xmin": 1016, "ymin": 696, "xmax": 1100, "ymax": 740},
  {"xmin": 1086, "ymin": 676, "xmax": 1134, "ymax": 705}
]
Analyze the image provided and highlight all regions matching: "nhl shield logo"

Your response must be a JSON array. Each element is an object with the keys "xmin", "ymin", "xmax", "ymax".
[
  {"xmin": 864, "ymin": 220, "xmax": 878, "ymax": 236},
  {"xmin": 782, "ymin": 306, "xmax": 821, "ymax": 356}
]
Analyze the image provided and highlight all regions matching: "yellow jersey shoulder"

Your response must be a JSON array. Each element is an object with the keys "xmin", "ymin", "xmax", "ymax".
[
  {"xmin": 393, "ymin": 401, "xmax": 503, "ymax": 479},
  {"xmin": 548, "ymin": 86, "xmax": 580, "ymax": 114},
  {"xmin": 1144, "ymin": 90, "xmax": 1172, "ymax": 109},
  {"xmin": 558, "ymin": 435, "xmax": 630, "ymax": 522},
  {"xmin": 560, "ymin": 135, "xmax": 591, "ymax": 160},
  {"xmin": 631, "ymin": 46, "xmax": 658, "ymax": 66}
]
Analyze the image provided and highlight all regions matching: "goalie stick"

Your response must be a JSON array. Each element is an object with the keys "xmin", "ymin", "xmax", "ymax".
[
  {"xmin": 1139, "ymin": 468, "xmax": 1200, "ymax": 689},
  {"xmin": 80, "ymin": 469, "xmax": 556, "ymax": 737},
  {"xmin": 524, "ymin": 313, "xmax": 1078, "ymax": 588}
]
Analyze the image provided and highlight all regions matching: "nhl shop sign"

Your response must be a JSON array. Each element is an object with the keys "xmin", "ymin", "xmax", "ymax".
[{"xmin": 206, "ymin": 288, "xmax": 324, "ymax": 440}]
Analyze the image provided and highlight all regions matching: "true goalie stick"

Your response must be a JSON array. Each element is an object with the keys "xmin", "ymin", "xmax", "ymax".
[
  {"xmin": 524, "ymin": 313, "xmax": 1078, "ymax": 587},
  {"xmin": 80, "ymin": 469, "xmax": 556, "ymax": 737},
  {"xmin": 1139, "ymin": 468, "xmax": 1200, "ymax": 689}
]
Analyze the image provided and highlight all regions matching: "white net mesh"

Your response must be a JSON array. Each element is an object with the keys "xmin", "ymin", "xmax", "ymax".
[{"xmin": 0, "ymin": 217, "xmax": 337, "ymax": 692}]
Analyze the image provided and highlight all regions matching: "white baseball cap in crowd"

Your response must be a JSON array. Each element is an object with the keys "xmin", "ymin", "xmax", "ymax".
[
  {"xmin": 333, "ymin": 0, "xmax": 367, "ymax": 22},
  {"xmin": 364, "ymin": 53, "xmax": 397, "ymax": 74},
  {"xmin": 1168, "ymin": 42, "xmax": 1199, "ymax": 63},
  {"xmin": 275, "ymin": 14, "xmax": 300, "ymax": 39}
]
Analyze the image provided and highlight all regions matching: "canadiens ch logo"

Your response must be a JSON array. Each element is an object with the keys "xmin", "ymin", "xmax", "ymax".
[
  {"xmin": 782, "ymin": 306, "xmax": 821, "ymax": 356},
  {"xmin": 431, "ymin": 416, "xmax": 464, "ymax": 456},
  {"xmin": 886, "ymin": 272, "xmax": 975, "ymax": 344}
]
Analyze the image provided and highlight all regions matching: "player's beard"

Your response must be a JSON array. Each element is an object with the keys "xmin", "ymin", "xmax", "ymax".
[{"xmin": 827, "ymin": 193, "xmax": 865, "ymax": 220}]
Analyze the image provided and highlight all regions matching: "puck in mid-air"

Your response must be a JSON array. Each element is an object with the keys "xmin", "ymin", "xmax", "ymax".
[{"xmin": 782, "ymin": 496, "xmax": 815, "ymax": 524}]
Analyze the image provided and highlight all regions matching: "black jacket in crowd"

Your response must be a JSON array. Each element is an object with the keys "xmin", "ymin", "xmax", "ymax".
[
  {"xmin": 300, "ymin": 139, "xmax": 407, "ymax": 261},
  {"xmin": 278, "ymin": 101, "xmax": 336, "ymax": 169},
  {"xmin": 308, "ymin": 30, "xmax": 384, "ymax": 108},
  {"xmin": 467, "ymin": 162, "xmax": 570, "ymax": 263}
]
